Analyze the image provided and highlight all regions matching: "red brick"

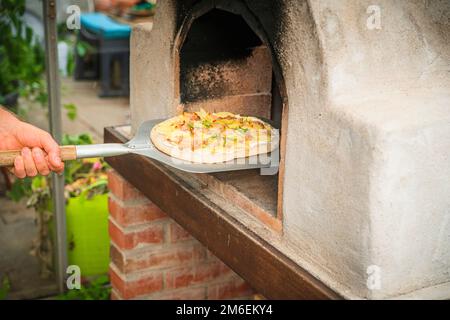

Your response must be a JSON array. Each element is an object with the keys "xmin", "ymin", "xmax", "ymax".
[
  {"xmin": 110, "ymin": 289, "xmax": 122, "ymax": 300},
  {"xmin": 170, "ymin": 222, "xmax": 192, "ymax": 242},
  {"xmin": 207, "ymin": 277, "xmax": 254, "ymax": 300},
  {"xmin": 111, "ymin": 242, "xmax": 206, "ymax": 273},
  {"xmin": 167, "ymin": 268, "xmax": 194, "ymax": 289},
  {"xmin": 108, "ymin": 170, "xmax": 145, "ymax": 201},
  {"xmin": 165, "ymin": 261, "xmax": 232, "ymax": 289},
  {"xmin": 108, "ymin": 196, "xmax": 167, "ymax": 227},
  {"xmin": 110, "ymin": 265, "xmax": 163, "ymax": 299},
  {"xmin": 106, "ymin": 170, "xmax": 252, "ymax": 301},
  {"xmin": 196, "ymin": 260, "xmax": 232, "ymax": 282},
  {"xmin": 110, "ymin": 244, "xmax": 126, "ymax": 272},
  {"xmin": 109, "ymin": 218, "xmax": 165, "ymax": 250}
]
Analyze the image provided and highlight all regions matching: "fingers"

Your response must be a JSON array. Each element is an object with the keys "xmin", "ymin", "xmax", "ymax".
[
  {"xmin": 12, "ymin": 148, "xmax": 64, "ymax": 178},
  {"xmin": 47, "ymin": 155, "xmax": 65, "ymax": 174},
  {"xmin": 32, "ymin": 147, "xmax": 50, "ymax": 176},
  {"xmin": 39, "ymin": 132, "xmax": 63, "ymax": 171},
  {"xmin": 9, "ymin": 122, "xmax": 65, "ymax": 178},
  {"xmin": 21, "ymin": 147, "xmax": 38, "ymax": 177},
  {"xmin": 13, "ymin": 155, "xmax": 26, "ymax": 179}
]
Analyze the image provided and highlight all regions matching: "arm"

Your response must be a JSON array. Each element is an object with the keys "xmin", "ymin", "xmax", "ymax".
[{"xmin": 0, "ymin": 106, "xmax": 64, "ymax": 178}]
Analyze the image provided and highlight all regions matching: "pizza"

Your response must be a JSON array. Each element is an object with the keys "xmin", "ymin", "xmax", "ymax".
[{"xmin": 150, "ymin": 109, "xmax": 279, "ymax": 163}]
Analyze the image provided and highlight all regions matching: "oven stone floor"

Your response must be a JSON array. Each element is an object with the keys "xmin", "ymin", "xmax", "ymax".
[{"xmin": 209, "ymin": 171, "xmax": 278, "ymax": 216}]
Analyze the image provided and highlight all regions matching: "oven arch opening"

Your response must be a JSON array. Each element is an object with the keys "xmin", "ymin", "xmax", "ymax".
[{"xmin": 174, "ymin": 2, "xmax": 288, "ymax": 230}]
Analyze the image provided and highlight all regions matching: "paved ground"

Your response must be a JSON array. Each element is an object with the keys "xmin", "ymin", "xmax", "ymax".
[
  {"xmin": 61, "ymin": 78, "xmax": 131, "ymax": 142},
  {"xmin": 22, "ymin": 78, "xmax": 130, "ymax": 142},
  {"xmin": 0, "ymin": 198, "xmax": 58, "ymax": 299},
  {"xmin": 0, "ymin": 77, "xmax": 129, "ymax": 299}
]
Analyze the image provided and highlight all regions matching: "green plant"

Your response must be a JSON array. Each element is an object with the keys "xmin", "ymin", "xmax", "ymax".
[
  {"xmin": 63, "ymin": 103, "xmax": 78, "ymax": 121},
  {"xmin": 7, "ymin": 174, "xmax": 32, "ymax": 202},
  {"xmin": 57, "ymin": 275, "xmax": 111, "ymax": 300},
  {"xmin": 76, "ymin": 40, "xmax": 96, "ymax": 59},
  {"xmin": 7, "ymin": 133, "xmax": 110, "ymax": 279},
  {"xmin": 66, "ymin": 47, "xmax": 75, "ymax": 76},
  {"xmin": 0, "ymin": 276, "xmax": 11, "ymax": 300},
  {"xmin": 0, "ymin": 0, "xmax": 47, "ymax": 110}
]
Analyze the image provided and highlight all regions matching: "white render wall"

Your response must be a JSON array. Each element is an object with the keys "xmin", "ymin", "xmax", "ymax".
[
  {"xmin": 281, "ymin": 0, "xmax": 450, "ymax": 299},
  {"xmin": 130, "ymin": 0, "xmax": 450, "ymax": 299},
  {"xmin": 129, "ymin": 1, "xmax": 177, "ymax": 130}
]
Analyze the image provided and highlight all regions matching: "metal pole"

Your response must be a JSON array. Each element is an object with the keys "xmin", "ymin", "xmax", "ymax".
[{"xmin": 43, "ymin": 0, "xmax": 67, "ymax": 293}]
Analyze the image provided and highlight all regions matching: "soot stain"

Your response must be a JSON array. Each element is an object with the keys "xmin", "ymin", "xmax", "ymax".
[
  {"xmin": 177, "ymin": 1, "xmax": 286, "ymax": 104},
  {"xmin": 180, "ymin": 8, "xmax": 263, "ymax": 102}
]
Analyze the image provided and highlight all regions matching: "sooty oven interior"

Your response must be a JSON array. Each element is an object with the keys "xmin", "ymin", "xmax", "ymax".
[{"xmin": 174, "ymin": 3, "xmax": 287, "ymax": 228}]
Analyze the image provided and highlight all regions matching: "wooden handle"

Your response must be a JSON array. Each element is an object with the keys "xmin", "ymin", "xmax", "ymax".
[{"xmin": 0, "ymin": 145, "xmax": 77, "ymax": 167}]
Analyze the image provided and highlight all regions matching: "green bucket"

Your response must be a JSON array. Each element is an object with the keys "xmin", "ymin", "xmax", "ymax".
[{"xmin": 65, "ymin": 192, "xmax": 110, "ymax": 277}]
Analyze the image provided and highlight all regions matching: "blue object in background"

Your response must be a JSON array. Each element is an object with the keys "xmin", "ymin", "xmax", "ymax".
[{"xmin": 80, "ymin": 13, "xmax": 131, "ymax": 39}]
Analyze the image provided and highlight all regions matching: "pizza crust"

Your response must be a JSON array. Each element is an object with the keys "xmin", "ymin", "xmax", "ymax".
[{"xmin": 150, "ymin": 114, "xmax": 279, "ymax": 164}]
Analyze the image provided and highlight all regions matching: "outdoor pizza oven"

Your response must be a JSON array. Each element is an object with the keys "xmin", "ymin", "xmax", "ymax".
[
  {"xmin": 105, "ymin": 0, "xmax": 450, "ymax": 300},
  {"xmin": 129, "ymin": 0, "xmax": 289, "ymax": 231}
]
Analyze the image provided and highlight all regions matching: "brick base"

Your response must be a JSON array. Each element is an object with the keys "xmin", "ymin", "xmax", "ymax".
[{"xmin": 107, "ymin": 170, "xmax": 254, "ymax": 300}]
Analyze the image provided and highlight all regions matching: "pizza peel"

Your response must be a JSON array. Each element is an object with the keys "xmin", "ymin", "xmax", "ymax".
[{"xmin": 0, "ymin": 119, "xmax": 279, "ymax": 174}]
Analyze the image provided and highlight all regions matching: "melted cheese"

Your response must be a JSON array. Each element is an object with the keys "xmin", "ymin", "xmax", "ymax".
[{"xmin": 153, "ymin": 109, "xmax": 275, "ymax": 153}]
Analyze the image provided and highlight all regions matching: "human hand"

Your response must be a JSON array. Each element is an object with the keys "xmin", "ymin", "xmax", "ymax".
[{"xmin": 0, "ymin": 108, "xmax": 64, "ymax": 178}]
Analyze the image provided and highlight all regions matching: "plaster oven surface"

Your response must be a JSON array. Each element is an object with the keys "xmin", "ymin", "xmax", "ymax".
[{"xmin": 125, "ymin": 0, "xmax": 450, "ymax": 299}]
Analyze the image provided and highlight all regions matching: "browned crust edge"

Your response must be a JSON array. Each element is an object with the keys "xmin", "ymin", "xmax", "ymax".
[{"xmin": 150, "ymin": 117, "xmax": 279, "ymax": 164}]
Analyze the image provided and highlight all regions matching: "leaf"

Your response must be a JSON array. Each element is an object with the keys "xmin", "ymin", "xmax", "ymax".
[
  {"xmin": 92, "ymin": 274, "xmax": 109, "ymax": 286},
  {"xmin": 25, "ymin": 26, "xmax": 33, "ymax": 44},
  {"xmin": 0, "ymin": 276, "xmax": 11, "ymax": 300},
  {"xmin": 202, "ymin": 119, "xmax": 212, "ymax": 128},
  {"xmin": 7, "ymin": 177, "xmax": 32, "ymax": 202},
  {"xmin": 64, "ymin": 160, "xmax": 83, "ymax": 184},
  {"xmin": 56, "ymin": 275, "xmax": 110, "ymax": 300},
  {"xmin": 66, "ymin": 49, "xmax": 75, "ymax": 76},
  {"xmin": 0, "ymin": 0, "xmax": 45, "ymax": 103},
  {"xmin": 31, "ymin": 176, "xmax": 45, "ymax": 191},
  {"xmin": 63, "ymin": 103, "xmax": 77, "ymax": 121},
  {"xmin": 62, "ymin": 133, "xmax": 93, "ymax": 146},
  {"xmin": 77, "ymin": 133, "xmax": 93, "ymax": 145},
  {"xmin": 76, "ymin": 42, "xmax": 86, "ymax": 57}
]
